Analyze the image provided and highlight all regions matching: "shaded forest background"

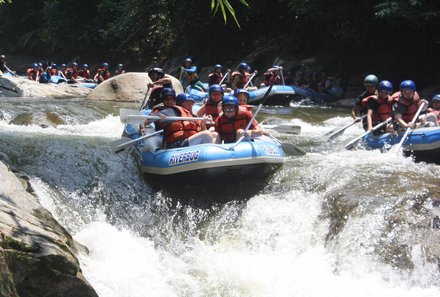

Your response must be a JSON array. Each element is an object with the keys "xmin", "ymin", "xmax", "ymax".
[{"xmin": 1, "ymin": 0, "xmax": 440, "ymax": 94}]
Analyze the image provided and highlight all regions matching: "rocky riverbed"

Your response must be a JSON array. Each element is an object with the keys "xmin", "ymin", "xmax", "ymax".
[{"xmin": 0, "ymin": 161, "xmax": 98, "ymax": 297}]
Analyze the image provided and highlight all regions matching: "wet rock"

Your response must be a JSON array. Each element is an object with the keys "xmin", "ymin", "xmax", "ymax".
[
  {"xmin": 87, "ymin": 72, "xmax": 184, "ymax": 102},
  {"xmin": 0, "ymin": 161, "xmax": 98, "ymax": 297}
]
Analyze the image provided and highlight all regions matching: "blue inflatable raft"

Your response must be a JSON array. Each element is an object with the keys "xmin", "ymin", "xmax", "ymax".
[
  {"xmin": 187, "ymin": 85, "xmax": 296, "ymax": 106},
  {"xmin": 123, "ymin": 124, "xmax": 286, "ymax": 181},
  {"xmin": 363, "ymin": 126, "xmax": 440, "ymax": 163},
  {"xmin": 290, "ymin": 85, "xmax": 343, "ymax": 103}
]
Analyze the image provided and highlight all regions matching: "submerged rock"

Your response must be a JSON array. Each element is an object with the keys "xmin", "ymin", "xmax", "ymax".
[
  {"xmin": 0, "ymin": 161, "xmax": 98, "ymax": 297},
  {"xmin": 87, "ymin": 72, "xmax": 184, "ymax": 102}
]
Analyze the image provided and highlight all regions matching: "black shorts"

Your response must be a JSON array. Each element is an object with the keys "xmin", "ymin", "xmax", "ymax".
[{"xmin": 166, "ymin": 139, "xmax": 189, "ymax": 149}]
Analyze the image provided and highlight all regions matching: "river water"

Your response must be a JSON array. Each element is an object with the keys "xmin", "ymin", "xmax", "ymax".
[{"xmin": 1, "ymin": 97, "xmax": 440, "ymax": 297}]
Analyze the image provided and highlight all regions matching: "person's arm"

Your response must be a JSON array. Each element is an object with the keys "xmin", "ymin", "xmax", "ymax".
[
  {"xmin": 392, "ymin": 102, "xmax": 411, "ymax": 128},
  {"xmin": 367, "ymin": 109, "xmax": 374, "ymax": 131},
  {"xmin": 351, "ymin": 102, "xmax": 361, "ymax": 122},
  {"xmin": 184, "ymin": 66, "xmax": 197, "ymax": 74},
  {"xmin": 196, "ymin": 104, "xmax": 206, "ymax": 117}
]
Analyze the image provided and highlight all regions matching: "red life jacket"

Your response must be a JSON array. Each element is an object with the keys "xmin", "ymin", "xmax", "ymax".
[
  {"xmin": 231, "ymin": 71, "xmax": 248, "ymax": 89},
  {"xmin": 239, "ymin": 105, "xmax": 253, "ymax": 112},
  {"xmin": 96, "ymin": 68, "xmax": 111, "ymax": 80},
  {"xmin": 208, "ymin": 72, "xmax": 222, "ymax": 85},
  {"xmin": 375, "ymin": 96, "xmax": 392, "ymax": 122},
  {"xmin": 362, "ymin": 95, "xmax": 392, "ymax": 122},
  {"xmin": 361, "ymin": 94, "xmax": 376, "ymax": 107},
  {"xmin": 27, "ymin": 68, "xmax": 37, "ymax": 80},
  {"xmin": 391, "ymin": 93, "xmax": 420, "ymax": 122},
  {"xmin": 78, "ymin": 69, "xmax": 90, "ymax": 79},
  {"xmin": 204, "ymin": 99, "xmax": 221, "ymax": 121},
  {"xmin": 66, "ymin": 68, "xmax": 79, "ymax": 79},
  {"xmin": 154, "ymin": 106, "xmax": 200, "ymax": 145},
  {"xmin": 215, "ymin": 109, "xmax": 254, "ymax": 143}
]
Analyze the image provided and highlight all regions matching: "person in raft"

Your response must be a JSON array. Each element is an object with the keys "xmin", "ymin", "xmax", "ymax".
[
  {"xmin": 215, "ymin": 95, "xmax": 263, "ymax": 143},
  {"xmin": 145, "ymin": 88, "xmax": 217, "ymax": 148}
]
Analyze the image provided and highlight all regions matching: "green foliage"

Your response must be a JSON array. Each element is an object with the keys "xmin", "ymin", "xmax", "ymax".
[{"xmin": 211, "ymin": 0, "xmax": 249, "ymax": 28}]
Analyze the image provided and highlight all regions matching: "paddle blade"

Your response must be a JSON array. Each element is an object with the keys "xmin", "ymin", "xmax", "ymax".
[
  {"xmin": 344, "ymin": 139, "xmax": 360, "ymax": 150},
  {"xmin": 110, "ymin": 137, "xmax": 133, "ymax": 153},
  {"xmin": 281, "ymin": 143, "xmax": 306, "ymax": 156},
  {"xmin": 264, "ymin": 124, "xmax": 301, "ymax": 135},
  {"xmin": 327, "ymin": 128, "xmax": 346, "ymax": 140}
]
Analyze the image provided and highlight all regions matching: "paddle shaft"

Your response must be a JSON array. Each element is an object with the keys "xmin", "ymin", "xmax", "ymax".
[
  {"xmin": 327, "ymin": 115, "xmax": 367, "ymax": 139},
  {"xmin": 112, "ymin": 130, "xmax": 164, "ymax": 153},
  {"xmin": 394, "ymin": 101, "xmax": 427, "ymax": 153},
  {"xmin": 121, "ymin": 114, "xmax": 211, "ymax": 124},
  {"xmin": 243, "ymin": 71, "xmax": 258, "ymax": 89},
  {"xmin": 139, "ymin": 85, "xmax": 151, "ymax": 111},
  {"xmin": 219, "ymin": 70, "xmax": 230, "ymax": 85},
  {"xmin": 344, "ymin": 117, "xmax": 391, "ymax": 150},
  {"xmin": 230, "ymin": 84, "xmax": 275, "ymax": 149}
]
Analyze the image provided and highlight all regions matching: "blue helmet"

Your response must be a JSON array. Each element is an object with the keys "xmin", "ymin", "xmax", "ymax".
[
  {"xmin": 432, "ymin": 94, "xmax": 440, "ymax": 102},
  {"xmin": 400, "ymin": 80, "xmax": 416, "ymax": 91},
  {"xmin": 32, "ymin": 63, "xmax": 38, "ymax": 68},
  {"xmin": 234, "ymin": 89, "xmax": 250, "ymax": 98},
  {"xmin": 222, "ymin": 95, "xmax": 239, "ymax": 107},
  {"xmin": 102, "ymin": 62, "xmax": 109, "ymax": 67},
  {"xmin": 378, "ymin": 80, "xmax": 393, "ymax": 93},
  {"xmin": 51, "ymin": 63, "xmax": 57, "ymax": 68},
  {"xmin": 61, "ymin": 63, "xmax": 66, "ymax": 67},
  {"xmin": 72, "ymin": 62, "xmax": 78, "ymax": 66},
  {"xmin": 38, "ymin": 62, "xmax": 43, "ymax": 67},
  {"xmin": 162, "ymin": 87, "xmax": 176, "ymax": 99},
  {"xmin": 184, "ymin": 57, "xmax": 192, "ymax": 63},
  {"xmin": 118, "ymin": 64, "xmax": 123, "ymax": 67},
  {"xmin": 83, "ymin": 64, "xmax": 89, "ymax": 68},
  {"xmin": 176, "ymin": 93, "xmax": 195, "ymax": 104},
  {"xmin": 238, "ymin": 62, "xmax": 248, "ymax": 70},
  {"xmin": 214, "ymin": 64, "xmax": 222, "ymax": 69},
  {"xmin": 209, "ymin": 84, "xmax": 224, "ymax": 95}
]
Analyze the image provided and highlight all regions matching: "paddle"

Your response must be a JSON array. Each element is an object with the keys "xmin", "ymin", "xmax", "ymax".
[
  {"xmin": 266, "ymin": 66, "xmax": 284, "ymax": 85},
  {"xmin": 4, "ymin": 65, "xmax": 18, "ymax": 77},
  {"xmin": 119, "ymin": 108, "xmax": 212, "ymax": 125},
  {"xmin": 230, "ymin": 83, "xmax": 274, "ymax": 147},
  {"xmin": 243, "ymin": 70, "xmax": 258, "ymax": 89},
  {"xmin": 110, "ymin": 130, "xmax": 164, "ymax": 153},
  {"xmin": 139, "ymin": 85, "xmax": 151, "ymax": 111},
  {"xmin": 261, "ymin": 124, "xmax": 301, "ymax": 135},
  {"xmin": 344, "ymin": 117, "xmax": 392, "ymax": 150},
  {"xmin": 325, "ymin": 115, "xmax": 367, "ymax": 140},
  {"xmin": 266, "ymin": 134, "xmax": 306, "ymax": 156},
  {"xmin": 393, "ymin": 101, "xmax": 427, "ymax": 154},
  {"xmin": 219, "ymin": 69, "xmax": 231, "ymax": 85}
]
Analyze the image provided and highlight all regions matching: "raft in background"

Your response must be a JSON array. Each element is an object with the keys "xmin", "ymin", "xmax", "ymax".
[
  {"xmin": 290, "ymin": 85, "xmax": 343, "ymax": 103},
  {"xmin": 186, "ymin": 84, "xmax": 296, "ymax": 106},
  {"xmin": 363, "ymin": 126, "xmax": 440, "ymax": 164},
  {"xmin": 123, "ymin": 124, "xmax": 286, "ymax": 182}
]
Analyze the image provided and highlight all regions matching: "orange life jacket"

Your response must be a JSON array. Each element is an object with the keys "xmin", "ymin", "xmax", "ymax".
[
  {"xmin": 215, "ymin": 109, "xmax": 254, "ymax": 143},
  {"xmin": 154, "ymin": 106, "xmax": 200, "ymax": 145}
]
